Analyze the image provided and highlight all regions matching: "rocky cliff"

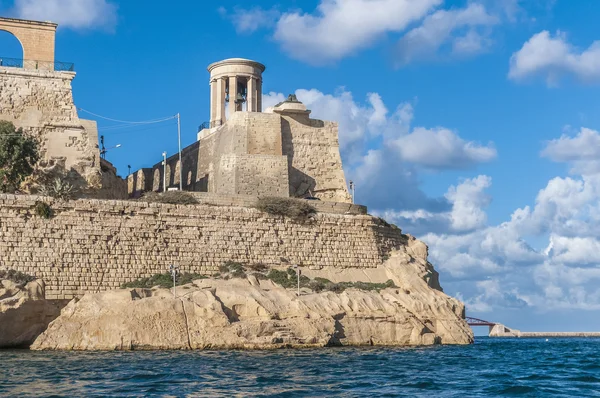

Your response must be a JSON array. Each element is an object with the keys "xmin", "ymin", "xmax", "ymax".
[
  {"xmin": 0, "ymin": 279, "xmax": 65, "ymax": 348},
  {"xmin": 32, "ymin": 253, "xmax": 473, "ymax": 350}
]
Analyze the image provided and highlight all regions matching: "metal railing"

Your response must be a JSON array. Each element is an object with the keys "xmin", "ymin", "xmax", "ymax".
[
  {"xmin": 197, "ymin": 122, "xmax": 210, "ymax": 132},
  {"xmin": 0, "ymin": 57, "xmax": 75, "ymax": 72}
]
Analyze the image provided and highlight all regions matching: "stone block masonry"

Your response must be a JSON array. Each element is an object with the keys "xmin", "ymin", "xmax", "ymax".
[{"xmin": 0, "ymin": 195, "xmax": 404, "ymax": 300}]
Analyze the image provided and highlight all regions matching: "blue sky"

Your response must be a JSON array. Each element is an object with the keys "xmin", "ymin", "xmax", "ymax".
[{"xmin": 2, "ymin": 0, "xmax": 600, "ymax": 332}]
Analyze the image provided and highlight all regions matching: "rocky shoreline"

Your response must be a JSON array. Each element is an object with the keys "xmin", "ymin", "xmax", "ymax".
[{"xmin": 2, "ymin": 249, "xmax": 473, "ymax": 350}]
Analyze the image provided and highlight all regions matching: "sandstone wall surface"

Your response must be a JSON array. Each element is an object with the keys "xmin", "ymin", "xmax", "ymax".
[
  {"xmin": 0, "ymin": 67, "xmax": 119, "ymax": 195},
  {"xmin": 0, "ymin": 195, "xmax": 403, "ymax": 300},
  {"xmin": 131, "ymin": 111, "xmax": 351, "ymax": 202},
  {"xmin": 280, "ymin": 114, "xmax": 351, "ymax": 203}
]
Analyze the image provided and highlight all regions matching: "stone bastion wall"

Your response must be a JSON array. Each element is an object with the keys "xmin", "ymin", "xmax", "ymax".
[{"xmin": 0, "ymin": 195, "xmax": 404, "ymax": 300}]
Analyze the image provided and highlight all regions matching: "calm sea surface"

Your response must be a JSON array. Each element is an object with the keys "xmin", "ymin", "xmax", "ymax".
[{"xmin": 1, "ymin": 338, "xmax": 599, "ymax": 397}]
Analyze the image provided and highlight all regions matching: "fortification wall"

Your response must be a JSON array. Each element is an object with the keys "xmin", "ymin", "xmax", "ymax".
[
  {"xmin": 280, "ymin": 114, "xmax": 351, "ymax": 203},
  {"xmin": 131, "ymin": 111, "xmax": 350, "ymax": 203},
  {"xmin": 0, "ymin": 67, "xmax": 114, "ymax": 194},
  {"xmin": 0, "ymin": 195, "xmax": 403, "ymax": 299}
]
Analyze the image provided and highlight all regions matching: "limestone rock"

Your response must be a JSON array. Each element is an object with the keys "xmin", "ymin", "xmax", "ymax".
[
  {"xmin": 0, "ymin": 280, "xmax": 64, "ymax": 348},
  {"xmin": 32, "ymin": 259, "xmax": 473, "ymax": 350}
]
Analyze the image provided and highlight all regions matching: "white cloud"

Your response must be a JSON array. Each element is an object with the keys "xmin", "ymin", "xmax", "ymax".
[
  {"xmin": 416, "ymin": 129, "xmax": 600, "ymax": 315},
  {"xmin": 381, "ymin": 175, "xmax": 492, "ymax": 235},
  {"xmin": 226, "ymin": 1, "xmax": 523, "ymax": 66},
  {"xmin": 12, "ymin": 0, "xmax": 117, "ymax": 30},
  {"xmin": 542, "ymin": 128, "xmax": 600, "ymax": 174},
  {"xmin": 395, "ymin": 3, "xmax": 498, "ymax": 66},
  {"xmin": 389, "ymin": 127, "xmax": 497, "ymax": 169},
  {"xmin": 273, "ymin": 0, "xmax": 441, "ymax": 64},
  {"xmin": 509, "ymin": 31, "xmax": 600, "ymax": 84},
  {"xmin": 446, "ymin": 175, "xmax": 492, "ymax": 231},
  {"xmin": 218, "ymin": 6, "xmax": 279, "ymax": 34}
]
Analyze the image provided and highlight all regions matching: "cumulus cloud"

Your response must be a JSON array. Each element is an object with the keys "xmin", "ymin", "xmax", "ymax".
[
  {"xmin": 12, "ymin": 0, "xmax": 117, "ymax": 30},
  {"xmin": 395, "ymin": 3, "xmax": 498, "ymax": 66},
  {"xmin": 418, "ymin": 128, "xmax": 600, "ymax": 315},
  {"xmin": 389, "ymin": 127, "xmax": 497, "ymax": 169},
  {"xmin": 509, "ymin": 31, "xmax": 600, "ymax": 84},
  {"xmin": 381, "ymin": 175, "xmax": 493, "ymax": 235},
  {"xmin": 226, "ymin": 1, "xmax": 520, "ymax": 66},
  {"xmin": 272, "ymin": 0, "xmax": 441, "ymax": 64},
  {"xmin": 542, "ymin": 128, "xmax": 600, "ymax": 174},
  {"xmin": 218, "ymin": 6, "xmax": 280, "ymax": 34}
]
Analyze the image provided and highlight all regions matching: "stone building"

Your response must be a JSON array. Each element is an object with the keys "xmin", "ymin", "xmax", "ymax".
[
  {"xmin": 0, "ymin": 17, "xmax": 126, "ymax": 198},
  {"xmin": 129, "ymin": 58, "xmax": 351, "ymax": 203}
]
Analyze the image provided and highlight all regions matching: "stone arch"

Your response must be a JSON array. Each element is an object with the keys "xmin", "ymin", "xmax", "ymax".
[{"xmin": 0, "ymin": 17, "xmax": 57, "ymax": 69}]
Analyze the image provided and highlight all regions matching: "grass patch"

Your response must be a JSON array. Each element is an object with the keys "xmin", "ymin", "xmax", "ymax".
[
  {"xmin": 220, "ymin": 261, "xmax": 247, "ymax": 279},
  {"xmin": 140, "ymin": 191, "xmax": 199, "ymax": 205},
  {"xmin": 122, "ymin": 272, "xmax": 207, "ymax": 289},
  {"xmin": 0, "ymin": 269, "xmax": 37, "ymax": 286},
  {"xmin": 120, "ymin": 262, "xmax": 397, "ymax": 294},
  {"xmin": 255, "ymin": 197, "xmax": 316, "ymax": 220},
  {"xmin": 34, "ymin": 201, "xmax": 52, "ymax": 219}
]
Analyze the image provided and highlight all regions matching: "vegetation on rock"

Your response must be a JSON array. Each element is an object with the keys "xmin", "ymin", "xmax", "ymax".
[
  {"xmin": 121, "ymin": 272, "xmax": 207, "ymax": 289},
  {"xmin": 34, "ymin": 201, "xmax": 53, "ymax": 219},
  {"xmin": 0, "ymin": 121, "xmax": 39, "ymax": 193},
  {"xmin": 219, "ymin": 261, "xmax": 247, "ymax": 279},
  {"xmin": 0, "ymin": 269, "xmax": 36, "ymax": 286},
  {"xmin": 255, "ymin": 197, "xmax": 316, "ymax": 220},
  {"xmin": 140, "ymin": 191, "xmax": 199, "ymax": 205},
  {"xmin": 121, "ymin": 262, "xmax": 397, "ymax": 293},
  {"xmin": 38, "ymin": 177, "xmax": 77, "ymax": 201}
]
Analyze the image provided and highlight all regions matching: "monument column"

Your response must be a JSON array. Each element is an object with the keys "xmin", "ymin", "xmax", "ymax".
[
  {"xmin": 247, "ymin": 77, "xmax": 256, "ymax": 112},
  {"xmin": 256, "ymin": 79, "xmax": 262, "ymax": 112},
  {"xmin": 229, "ymin": 76, "xmax": 238, "ymax": 113},
  {"xmin": 215, "ymin": 77, "xmax": 226, "ymax": 125},
  {"xmin": 209, "ymin": 79, "xmax": 216, "ymax": 126}
]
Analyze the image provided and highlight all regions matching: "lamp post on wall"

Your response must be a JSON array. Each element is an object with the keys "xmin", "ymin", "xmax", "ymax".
[
  {"xmin": 176, "ymin": 113, "xmax": 183, "ymax": 191},
  {"xmin": 293, "ymin": 264, "xmax": 300, "ymax": 297},
  {"xmin": 162, "ymin": 151, "xmax": 167, "ymax": 193},
  {"xmin": 169, "ymin": 264, "xmax": 179, "ymax": 298}
]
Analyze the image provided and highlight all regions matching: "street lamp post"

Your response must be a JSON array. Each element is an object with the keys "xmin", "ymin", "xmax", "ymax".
[
  {"xmin": 349, "ymin": 181, "xmax": 355, "ymax": 204},
  {"xmin": 176, "ymin": 113, "xmax": 183, "ymax": 191},
  {"xmin": 169, "ymin": 264, "xmax": 179, "ymax": 298},
  {"xmin": 162, "ymin": 151, "xmax": 167, "ymax": 193},
  {"xmin": 293, "ymin": 264, "xmax": 300, "ymax": 296}
]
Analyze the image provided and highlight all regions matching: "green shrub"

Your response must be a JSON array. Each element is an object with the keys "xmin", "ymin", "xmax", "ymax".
[
  {"xmin": 0, "ymin": 269, "xmax": 36, "ymax": 286},
  {"xmin": 220, "ymin": 261, "xmax": 247, "ymax": 279},
  {"xmin": 247, "ymin": 263, "xmax": 269, "ymax": 272},
  {"xmin": 34, "ymin": 201, "xmax": 52, "ymax": 219},
  {"xmin": 266, "ymin": 269, "xmax": 295, "ymax": 288},
  {"xmin": 0, "ymin": 121, "xmax": 39, "ymax": 193},
  {"xmin": 122, "ymin": 272, "xmax": 206, "ymax": 289},
  {"xmin": 255, "ymin": 197, "xmax": 316, "ymax": 220},
  {"xmin": 38, "ymin": 177, "xmax": 77, "ymax": 201},
  {"xmin": 140, "ymin": 191, "xmax": 199, "ymax": 205}
]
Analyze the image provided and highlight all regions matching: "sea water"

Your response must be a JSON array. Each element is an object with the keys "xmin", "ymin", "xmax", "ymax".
[{"xmin": 1, "ymin": 338, "xmax": 599, "ymax": 397}]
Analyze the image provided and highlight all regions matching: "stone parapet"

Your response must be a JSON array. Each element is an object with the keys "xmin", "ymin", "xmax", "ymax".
[{"xmin": 0, "ymin": 195, "xmax": 402, "ymax": 299}]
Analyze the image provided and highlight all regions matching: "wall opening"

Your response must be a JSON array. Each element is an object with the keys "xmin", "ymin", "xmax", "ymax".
[{"xmin": 0, "ymin": 30, "xmax": 24, "ymax": 67}]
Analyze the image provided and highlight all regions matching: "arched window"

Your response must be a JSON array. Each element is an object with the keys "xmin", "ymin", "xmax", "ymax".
[{"xmin": 0, "ymin": 30, "xmax": 24, "ymax": 67}]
